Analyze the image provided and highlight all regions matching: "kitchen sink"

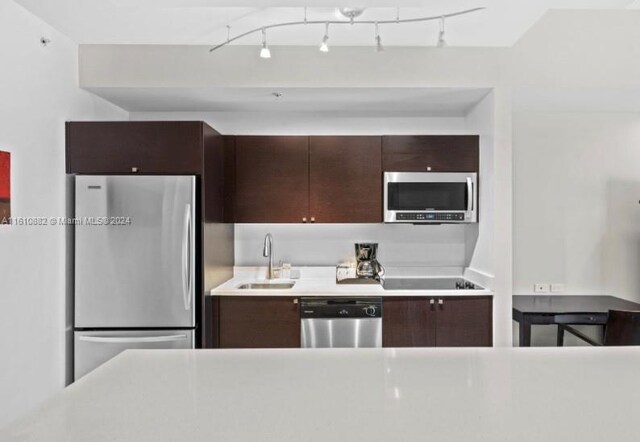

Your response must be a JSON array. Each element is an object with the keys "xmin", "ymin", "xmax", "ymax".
[{"xmin": 237, "ymin": 282, "xmax": 296, "ymax": 290}]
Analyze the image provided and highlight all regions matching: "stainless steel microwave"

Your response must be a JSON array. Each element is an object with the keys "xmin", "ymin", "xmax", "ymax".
[{"xmin": 384, "ymin": 172, "xmax": 477, "ymax": 223}]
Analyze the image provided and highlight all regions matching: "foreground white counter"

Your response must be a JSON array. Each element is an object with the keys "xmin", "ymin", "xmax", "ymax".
[{"xmin": 3, "ymin": 347, "xmax": 639, "ymax": 441}]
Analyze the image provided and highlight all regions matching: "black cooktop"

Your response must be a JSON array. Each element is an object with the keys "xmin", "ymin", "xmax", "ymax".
[{"xmin": 382, "ymin": 278, "xmax": 483, "ymax": 291}]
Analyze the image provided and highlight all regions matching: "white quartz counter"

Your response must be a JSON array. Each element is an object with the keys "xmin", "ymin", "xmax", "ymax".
[
  {"xmin": 4, "ymin": 347, "xmax": 640, "ymax": 441},
  {"xmin": 210, "ymin": 266, "xmax": 492, "ymax": 297}
]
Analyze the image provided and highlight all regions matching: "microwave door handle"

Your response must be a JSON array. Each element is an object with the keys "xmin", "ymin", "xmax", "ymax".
[{"xmin": 466, "ymin": 177, "xmax": 474, "ymax": 211}]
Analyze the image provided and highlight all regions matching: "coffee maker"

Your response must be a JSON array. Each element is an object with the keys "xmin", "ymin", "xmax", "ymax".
[{"xmin": 355, "ymin": 243, "xmax": 385, "ymax": 282}]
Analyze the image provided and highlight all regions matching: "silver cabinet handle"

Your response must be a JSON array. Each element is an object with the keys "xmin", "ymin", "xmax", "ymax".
[
  {"xmin": 438, "ymin": 299, "xmax": 444, "ymax": 305},
  {"xmin": 430, "ymin": 299, "xmax": 435, "ymax": 305},
  {"xmin": 293, "ymin": 298, "xmax": 299, "ymax": 304},
  {"xmin": 302, "ymin": 217, "xmax": 307, "ymax": 223},
  {"xmin": 79, "ymin": 334, "xmax": 188, "ymax": 344},
  {"xmin": 466, "ymin": 177, "xmax": 474, "ymax": 211},
  {"xmin": 310, "ymin": 217, "xmax": 315, "ymax": 223}
]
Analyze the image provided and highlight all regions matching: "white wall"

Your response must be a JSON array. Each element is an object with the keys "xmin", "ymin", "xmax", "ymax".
[
  {"xmin": 510, "ymin": 11, "xmax": 640, "ymax": 346},
  {"xmin": 0, "ymin": 1, "xmax": 127, "ymax": 429},
  {"xmin": 235, "ymin": 224, "xmax": 473, "ymax": 270},
  {"xmin": 513, "ymin": 112, "xmax": 640, "ymax": 298},
  {"xmin": 130, "ymin": 111, "xmax": 468, "ymax": 136},
  {"xmin": 79, "ymin": 45, "xmax": 507, "ymax": 89},
  {"xmin": 465, "ymin": 92, "xmax": 496, "ymax": 277},
  {"xmin": 511, "ymin": 10, "xmax": 640, "ymax": 301}
]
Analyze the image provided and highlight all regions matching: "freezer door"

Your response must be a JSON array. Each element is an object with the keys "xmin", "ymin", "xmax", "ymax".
[
  {"xmin": 75, "ymin": 176, "xmax": 196, "ymax": 328},
  {"xmin": 74, "ymin": 330, "xmax": 194, "ymax": 380}
]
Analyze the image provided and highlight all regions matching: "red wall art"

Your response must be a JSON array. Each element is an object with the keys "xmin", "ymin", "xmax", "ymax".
[{"xmin": 0, "ymin": 151, "xmax": 10, "ymax": 223}]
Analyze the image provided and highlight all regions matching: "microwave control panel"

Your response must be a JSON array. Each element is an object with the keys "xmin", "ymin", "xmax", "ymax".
[{"xmin": 396, "ymin": 212, "xmax": 465, "ymax": 222}]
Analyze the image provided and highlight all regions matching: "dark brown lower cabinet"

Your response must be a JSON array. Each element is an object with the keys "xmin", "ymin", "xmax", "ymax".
[
  {"xmin": 382, "ymin": 297, "xmax": 436, "ymax": 347},
  {"xmin": 217, "ymin": 296, "xmax": 300, "ymax": 349},
  {"xmin": 208, "ymin": 295, "xmax": 490, "ymax": 349},
  {"xmin": 383, "ymin": 296, "xmax": 492, "ymax": 347},
  {"xmin": 435, "ymin": 296, "xmax": 492, "ymax": 347}
]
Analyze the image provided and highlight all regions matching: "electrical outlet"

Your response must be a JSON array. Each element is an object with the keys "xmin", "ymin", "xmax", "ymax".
[
  {"xmin": 534, "ymin": 283, "xmax": 550, "ymax": 293},
  {"xmin": 551, "ymin": 283, "xmax": 565, "ymax": 293}
]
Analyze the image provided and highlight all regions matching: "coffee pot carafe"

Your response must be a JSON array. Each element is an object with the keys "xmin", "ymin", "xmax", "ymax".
[{"xmin": 355, "ymin": 243, "xmax": 385, "ymax": 281}]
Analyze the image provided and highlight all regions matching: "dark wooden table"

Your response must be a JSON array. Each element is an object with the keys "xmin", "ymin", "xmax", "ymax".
[{"xmin": 513, "ymin": 295, "xmax": 640, "ymax": 347}]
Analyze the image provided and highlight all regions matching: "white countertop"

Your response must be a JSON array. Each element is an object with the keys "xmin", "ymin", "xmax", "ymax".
[
  {"xmin": 4, "ymin": 347, "xmax": 640, "ymax": 441},
  {"xmin": 210, "ymin": 267, "xmax": 493, "ymax": 297}
]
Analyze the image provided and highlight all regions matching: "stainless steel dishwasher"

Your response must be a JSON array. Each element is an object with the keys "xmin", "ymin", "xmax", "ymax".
[{"xmin": 300, "ymin": 297, "xmax": 382, "ymax": 348}]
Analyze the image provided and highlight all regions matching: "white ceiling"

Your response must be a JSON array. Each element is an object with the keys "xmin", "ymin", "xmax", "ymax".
[
  {"xmin": 15, "ymin": 0, "xmax": 638, "ymax": 47},
  {"xmin": 86, "ymin": 87, "xmax": 491, "ymax": 115}
]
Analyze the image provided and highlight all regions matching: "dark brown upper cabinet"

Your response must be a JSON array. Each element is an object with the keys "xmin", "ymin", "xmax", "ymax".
[
  {"xmin": 222, "ymin": 136, "xmax": 237, "ymax": 224},
  {"xmin": 234, "ymin": 136, "xmax": 309, "ymax": 223},
  {"xmin": 383, "ymin": 296, "xmax": 492, "ymax": 348},
  {"xmin": 66, "ymin": 121, "xmax": 205, "ymax": 175},
  {"xmin": 309, "ymin": 136, "xmax": 382, "ymax": 223},
  {"xmin": 224, "ymin": 135, "xmax": 481, "ymax": 223},
  {"xmin": 382, "ymin": 135, "xmax": 479, "ymax": 173}
]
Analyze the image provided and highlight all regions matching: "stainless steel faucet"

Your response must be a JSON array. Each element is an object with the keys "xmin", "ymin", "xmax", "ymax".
[{"xmin": 263, "ymin": 233, "xmax": 275, "ymax": 280}]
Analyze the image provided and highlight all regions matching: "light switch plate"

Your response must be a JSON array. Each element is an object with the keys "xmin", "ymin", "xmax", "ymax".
[
  {"xmin": 551, "ymin": 283, "xmax": 565, "ymax": 293},
  {"xmin": 534, "ymin": 283, "xmax": 550, "ymax": 293}
]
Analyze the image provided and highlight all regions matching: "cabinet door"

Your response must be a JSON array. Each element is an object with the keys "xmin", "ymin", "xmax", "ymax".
[
  {"xmin": 382, "ymin": 136, "xmax": 479, "ymax": 173},
  {"xmin": 234, "ymin": 136, "xmax": 309, "ymax": 223},
  {"xmin": 382, "ymin": 297, "xmax": 436, "ymax": 347},
  {"xmin": 66, "ymin": 122, "xmax": 203, "ymax": 174},
  {"xmin": 309, "ymin": 137, "xmax": 382, "ymax": 223},
  {"xmin": 219, "ymin": 297, "xmax": 300, "ymax": 348},
  {"xmin": 435, "ymin": 297, "xmax": 492, "ymax": 347}
]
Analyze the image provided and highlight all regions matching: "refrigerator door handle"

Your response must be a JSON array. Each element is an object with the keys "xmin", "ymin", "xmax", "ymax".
[
  {"xmin": 186, "ymin": 202, "xmax": 193, "ymax": 310},
  {"xmin": 78, "ymin": 334, "xmax": 189, "ymax": 344},
  {"xmin": 181, "ymin": 204, "xmax": 191, "ymax": 311}
]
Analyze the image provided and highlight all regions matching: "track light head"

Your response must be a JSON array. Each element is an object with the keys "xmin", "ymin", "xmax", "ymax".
[
  {"xmin": 437, "ymin": 17, "xmax": 447, "ymax": 48},
  {"xmin": 375, "ymin": 22, "xmax": 383, "ymax": 52},
  {"xmin": 260, "ymin": 44, "xmax": 271, "ymax": 58},
  {"xmin": 319, "ymin": 22, "xmax": 329, "ymax": 52},
  {"xmin": 320, "ymin": 37, "xmax": 329, "ymax": 52},
  {"xmin": 260, "ymin": 28, "xmax": 271, "ymax": 58}
]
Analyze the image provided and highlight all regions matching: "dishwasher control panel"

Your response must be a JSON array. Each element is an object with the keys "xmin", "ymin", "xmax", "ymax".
[{"xmin": 300, "ymin": 297, "xmax": 382, "ymax": 318}]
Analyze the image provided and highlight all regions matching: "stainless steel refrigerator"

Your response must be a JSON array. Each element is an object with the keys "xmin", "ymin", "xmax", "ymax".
[{"xmin": 74, "ymin": 175, "xmax": 196, "ymax": 379}]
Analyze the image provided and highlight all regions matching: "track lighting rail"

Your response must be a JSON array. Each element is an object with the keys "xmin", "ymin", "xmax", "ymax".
[{"xmin": 209, "ymin": 7, "xmax": 485, "ymax": 53}]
